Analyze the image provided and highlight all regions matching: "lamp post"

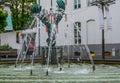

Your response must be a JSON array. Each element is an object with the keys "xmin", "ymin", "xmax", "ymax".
[{"xmin": 91, "ymin": 0, "xmax": 115, "ymax": 60}]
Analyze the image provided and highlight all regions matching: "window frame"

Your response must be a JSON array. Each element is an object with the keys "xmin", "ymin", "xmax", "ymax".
[
  {"xmin": 74, "ymin": 0, "xmax": 81, "ymax": 9},
  {"xmin": 74, "ymin": 22, "xmax": 81, "ymax": 45}
]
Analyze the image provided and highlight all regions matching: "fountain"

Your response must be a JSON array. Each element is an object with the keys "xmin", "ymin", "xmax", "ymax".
[
  {"xmin": 0, "ymin": 0, "xmax": 120, "ymax": 83},
  {"xmin": 5, "ymin": 0, "xmax": 119, "ymax": 83},
  {"xmin": 14, "ymin": 0, "xmax": 95, "ymax": 76},
  {"xmin": 30, "ymin": 0, "xmax": 66, "ymax": 75}
]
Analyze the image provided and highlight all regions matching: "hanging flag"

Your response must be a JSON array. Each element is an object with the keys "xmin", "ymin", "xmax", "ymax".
[
  {"xmin": 105, "ymin": 5, "xmax": 112, "ymax": 30},
  {"xmin": 97, "ymin": 4, "xmax": 104, "ymax": 29},
  {"xmin": 4, "ymin": 6, "xmax": 13, "ymax": 31}
]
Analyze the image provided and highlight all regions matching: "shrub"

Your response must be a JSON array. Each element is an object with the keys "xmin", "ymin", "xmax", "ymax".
[{"xmin": 0, "ymin": 44, "xmax": 12, "ymax": 50}]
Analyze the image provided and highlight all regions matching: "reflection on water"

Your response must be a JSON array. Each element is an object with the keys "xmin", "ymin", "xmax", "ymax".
[{"xmin": 0, "ymin": 63, "xmax": 120, "ymax": 83}]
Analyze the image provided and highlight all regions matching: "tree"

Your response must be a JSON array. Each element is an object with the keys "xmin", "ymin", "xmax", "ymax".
[
  {"xmin": 0, "ymin": 9, "xmax": 7, "ymax": 32},
  {"xmin": 7, "ymin": 0, "xmax": 36, "ymax": 30}
]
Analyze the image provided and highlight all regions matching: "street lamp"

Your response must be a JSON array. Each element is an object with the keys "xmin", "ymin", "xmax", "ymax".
[{"xmin": 91, "ymin": 0, "xmax": 115, "ymax": 60}]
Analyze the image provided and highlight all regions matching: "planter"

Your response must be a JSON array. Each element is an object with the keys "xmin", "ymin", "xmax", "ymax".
[{"xmin": 0, "ymin": 49, "xmax": 17, "ymax": 58}]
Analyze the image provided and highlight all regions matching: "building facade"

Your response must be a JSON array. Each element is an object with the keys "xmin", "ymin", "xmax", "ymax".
[
  {"xmin": 39, "ymin": 0, "xmax": 120, "ymax": 56},
  {"xmin": 0, "ymin": 0, "xmax": 120, "ymax": 57}
]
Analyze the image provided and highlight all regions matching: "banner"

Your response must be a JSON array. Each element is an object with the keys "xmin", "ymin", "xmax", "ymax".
[
  {"xmin": 4, "ymin": 6, "xmax": 13, "ymax": 31},
  {"xmin": 105, "ymin": 5, "xmax": 112, "ymax": 30},
  {"xmin": 97, "ymin": 4, "xmax": 104, "ymax": 29}
]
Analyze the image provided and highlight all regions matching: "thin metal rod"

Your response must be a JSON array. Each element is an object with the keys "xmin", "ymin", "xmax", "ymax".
[
  {"xmin": 50, "ymin": 0, "xmax": 53, "ymax": 23},
  {"xmin": 51, "ymin": 0, "xmax": 53, "ymax": 8},
  {"xmin": 101, "ymin": 3, "xmax": 105, "ymax": 60},
  {"xmin": 46, "ymin": 29, "xmax": 54, "ymax": 75},
  {"xmin": 38, "ymin": 28, "xmax": 40, "ymax": 55}
]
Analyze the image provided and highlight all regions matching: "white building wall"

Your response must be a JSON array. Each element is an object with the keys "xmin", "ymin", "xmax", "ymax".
[
  {"xmin": 38, "ymin": 0, "xmax": 120, "ymax": 46},
  {"xmin": 1, "ymin": 0, "xmax": 120, "ymax": 49},
  {"xmin": 80, "ymin": 0, "xmax": 120, "ymax": 45},
  {"xmin": 109, "ymin": 0, "xmax": 120, "ymax": 44},
  {"xmin": 0, "ymin": 32, "xmax": 21, "ymax": 49}
]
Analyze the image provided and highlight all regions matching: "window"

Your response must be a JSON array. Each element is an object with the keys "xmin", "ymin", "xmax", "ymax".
[
  {"xmin": 87, "ymin": 0, "xmax": 94, "ymax": 6},
  {"xmin": 74, "ymin": 22, "xmax": 81, "ymax": 44},
  {"xmin": 74, "ymin": 0, "xmax": 81, "ymax": 9},
  {"xmin": 86, "ymin": 19, "xmax": 97, "ymax": 44}
]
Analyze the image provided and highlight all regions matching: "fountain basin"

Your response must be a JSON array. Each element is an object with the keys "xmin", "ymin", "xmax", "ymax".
[{"xmin": 0, "ymin": 63, "xmax": 120, "ymax": 83}]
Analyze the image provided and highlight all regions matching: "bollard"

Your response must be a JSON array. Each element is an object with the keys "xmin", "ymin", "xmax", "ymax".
[
  {"xmin": 46, "ymin": 70, "xmax": 48, "ymax": 76},
  {"xmin": 59, "ymin": 67, "xmax": 62, "ymax": 71},
  {"xmin": 14, "ymin": 64, "xmax": 16, "ymax": 68},
  {"xmin": 68, "ymin": 64, "xmax": 70, "ymax": 68},
  {"xmin": 30, "ymin": 70, "xmax": 32, "ymax": 76},
  {"xmin": 92, "ymin": 65, "xmax": 95, "ymax": 72}
]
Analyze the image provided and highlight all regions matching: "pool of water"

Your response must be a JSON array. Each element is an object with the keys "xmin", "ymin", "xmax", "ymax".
[{"xmin": 0, "ymin": 63, "xmax": 120, "ymax": 83}]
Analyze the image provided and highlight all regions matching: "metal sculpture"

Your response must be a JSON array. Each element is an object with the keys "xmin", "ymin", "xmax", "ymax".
[{"xmin": 30, "ymin": 0, "xmax": 65, "ymax": 64}]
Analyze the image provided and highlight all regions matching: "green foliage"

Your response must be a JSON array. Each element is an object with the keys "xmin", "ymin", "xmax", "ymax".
[
  {"xmin": 0, "ymin": 10, "xmax": 8, "ymax": 32},
  {"xmin": 0, "ymin": 44, "xmax": 12, "ymax": 50},
  {"xmin": 7, "ymin": 0, "xmax": 36, "ymax": 31}
]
